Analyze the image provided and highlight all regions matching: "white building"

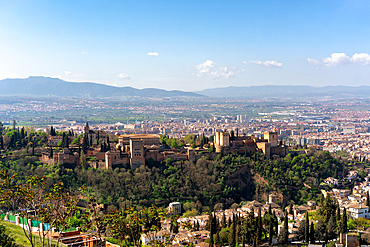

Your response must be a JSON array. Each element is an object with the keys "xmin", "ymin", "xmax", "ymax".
[
  {"xmin": 168, "ymin": 202, "xmax": 182, "ymax": 215},
  {"xmin": 324, "ymin": 177, "xmax": 339, "ymax": 186},
  {"xmin": 347, "ymin": 204, "xmax": 370, "ymax": 219}
]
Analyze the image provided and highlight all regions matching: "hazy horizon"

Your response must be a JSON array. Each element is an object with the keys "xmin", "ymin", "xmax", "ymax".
[{"xmin": 1, "ymin": 1, "xmax": 370, "ymax": 91}]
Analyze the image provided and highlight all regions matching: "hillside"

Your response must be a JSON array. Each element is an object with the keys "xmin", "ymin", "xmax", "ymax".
[
  {"xmin": 0, "ymin": 149, "xmax": 351, "ymax": 211},
  {"xmin": 0, "ymin": 76, "xmax": 203, "ymax": 98}
]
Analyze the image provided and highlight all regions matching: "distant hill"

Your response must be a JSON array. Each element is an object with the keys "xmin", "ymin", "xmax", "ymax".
[
  {"xmin": 196, "ymin": 85, "xmax": 370, "ymax": 98},
  {"xmin": 0, "ymin": 76, "xmax": 203, "ymax": 98}
]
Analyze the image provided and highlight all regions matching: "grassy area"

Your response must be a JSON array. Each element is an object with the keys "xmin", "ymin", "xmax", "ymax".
[{"xmin": 0, "ymin": 220, "xmax": 61, "ymax": 247}]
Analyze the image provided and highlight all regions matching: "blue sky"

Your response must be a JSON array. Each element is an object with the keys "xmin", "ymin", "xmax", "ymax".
[{"xmin": 1, "ymin": 0, "xmax": 370, "ymax": 91}]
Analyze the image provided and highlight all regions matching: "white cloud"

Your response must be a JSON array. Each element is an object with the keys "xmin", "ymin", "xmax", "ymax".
[
  {"xmin": 315, "ymin": 52, "xmax": 370, "ymax": 67},
  {"xmin": 64, "ymin": 71, "xmax": 72, "ymax": 76},
  {"xmin": 248, "ymin": 60, "xmax": 283, "ymax": 68},
  {"xmin": 147, "ymin": 52, "xmax": 159, "ymax": 56},
  {"xmin": 195, "ymin": 60, "xmax": 215, "ymax": 77},
  {"xmin": 211, "ymin": 67, "xmax": 235, "ymax": 79},
  {"xmin": 195, "ymin": 60, "xmax": 235, "ymax": 79},
  {"xmin": 352, "ymin": 53, "xmax": 370, "ymax": 65},
  {"xmin": 117, "ymin": 73, "xmax": 131, "ymax": 79},
  {"xmin": 307, "ymin": 58, "xmax": 320, "ymax": 66},
  {"xmin": 82, "ymin": 51, "xmax": 88, "ymax": 55},
  {"xmin": 322, "ymin": 53, "xmax": 351, "ymax": 67}
]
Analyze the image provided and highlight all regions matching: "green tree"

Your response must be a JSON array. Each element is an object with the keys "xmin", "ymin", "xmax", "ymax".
[
  {"xmin": 296, "ymin": 219, "xmax": 305, "ymax": 241},
  {"xmin": 222, "ymin": 213, "xmax": 226, "ymax": 229},
  {"xmin": 214, "ymin": 231, "xmax": 221, "ymax": 247},
  {"xmin": 315, "ymin": 220, "xmax": 326, "ymax": 242},
  {"xmin": 229, "ymin": 223, "xmax": 236, "ymax": 247},
  {"xmin": 327, "ymin": 216, "xmax": 337, "ymax": 241},
  {"xmin": 268, "ymin": 220, "xmax": 273, "ymax": 245},
  {"xmin": 310, "ymin": 222, "xmax": 315, "ymax": 244},
  {"xmin": 257, "ymin": 207, "xmax": 262, "ymax": 244},
  {"xmin": 340, "ymin": 208, "xmax": 347, "ymax": 234},
  {"xmin": 0, "ymin": 224, "xmax": 19, "ymax": 247},
  {"xmin": 305, "ymin": 212, "xmax": 309, "ymax": 243},
  {"xmin": 0, "ymin": 171, "xmax": 83, "ymax": 247}
]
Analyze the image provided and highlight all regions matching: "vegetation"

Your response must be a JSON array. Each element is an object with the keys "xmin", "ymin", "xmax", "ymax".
[{"xmin": 0, "ymin": 149, "xmax": 350, "ymax": 211}]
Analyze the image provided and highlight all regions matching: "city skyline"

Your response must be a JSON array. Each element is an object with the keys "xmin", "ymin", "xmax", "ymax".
[{"xmin": 1, "ymin": 0, "xmax": 370, "ymax": 91}]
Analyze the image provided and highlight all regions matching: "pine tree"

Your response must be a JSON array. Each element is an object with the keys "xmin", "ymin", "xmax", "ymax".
[
  {"xmin": 310, "ymin": 222, "xmax": 315, "ymax": 244},
  {"xmin": 305, "ymin": 212, "xmax": 310, "ymax": 243}
]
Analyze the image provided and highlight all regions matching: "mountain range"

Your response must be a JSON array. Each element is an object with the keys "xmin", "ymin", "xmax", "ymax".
[
  {"xmin": 0, "ymin": 76, "xmax": 202, "ymax": 98},
  {"xmin": 1, "ymin": 76, "xmax": 370, "ymax": 99}
]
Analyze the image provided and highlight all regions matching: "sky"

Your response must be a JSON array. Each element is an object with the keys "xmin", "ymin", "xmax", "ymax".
[{"xmin": 1, "ymin": 0, "xmax": 370, "ymax": 91}]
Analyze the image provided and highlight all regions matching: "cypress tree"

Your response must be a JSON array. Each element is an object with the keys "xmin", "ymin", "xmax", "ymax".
[
  {"xmin": 336, "ymin": 204, "xmax": 341, "ymax": 223},
  {"xmin": 284, "ymin": 210, "xmax": 289, "ymax": 244},
  {"xmin": 305, "ymin": 212, "xmax": 309, "ymax": 243},
  {"xmin": 229, "ymin": 223, "xmax": 236, "ymax": 247},
  {"xmin": 242, "ymin": 234, "xmax": 245, "ymax": 247},
  {"xmin": 268, "ymin": 220, "xmax": 273, "ymax": 245},
  {"xmin": 341, "ymin": 208, "xmax": 347, "ymax": 233},
  {"xmin": 367, "ymin": 191, "xmax": 370, "ymax": 207},
  {"xmin": 268, "ymin": 204, "xmax": 272, "ymax": 215},
  {"xmin": 310, "ymin": 222, "xmax": 315, "ymax": 244},
  {"xmin": 62, "ymin": 132, "xmax": 66, "ymax": 148},
  {"xmin": 257, "ymin": 207, "xmax": 262, "ymax": 243},
  {"xmin": 214, "ymin": 231, "xmax": 221, "ymax": 247},
  {"xmin": 0, "ymin": 135, "xmax": 3, "ymax": 150},
  {"xmin": 228, "ymin": 217, "xmax": 232, "ymax": 228},
  {"xmin": 222, "ymin": 213, "xmax": 226, "ymax": 229},
  {"xmin": 49, "ymin": 146, "xmax": 53, "ymax": 158},
  {"xmin": 209, "ymin": 219, "xmax": 214, "ymax": 247},
  {"xmin": 274, "ymin": 210, "xmax": 278, "ymax": 236}
]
